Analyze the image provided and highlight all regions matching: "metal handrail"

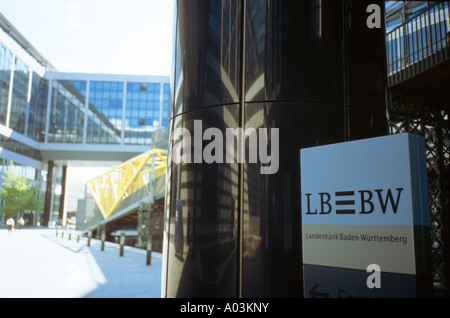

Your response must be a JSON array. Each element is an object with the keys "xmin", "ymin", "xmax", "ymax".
[{"xmin": 386, "ymin": 1, "xmax": 450, "ymax": 77}]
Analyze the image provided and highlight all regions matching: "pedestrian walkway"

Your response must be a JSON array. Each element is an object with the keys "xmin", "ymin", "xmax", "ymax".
[{"xmin": 0, "ymin": 228, "xmax": 162, "ymax": 298}]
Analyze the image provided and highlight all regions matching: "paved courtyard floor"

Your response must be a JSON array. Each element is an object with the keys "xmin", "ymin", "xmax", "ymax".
[{"xmin": 0, "ymin": 228, "xmax": 162, "ymax": 298}]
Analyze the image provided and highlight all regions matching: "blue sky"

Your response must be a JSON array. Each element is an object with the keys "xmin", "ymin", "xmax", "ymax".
[{"xmin": 0, "ymin": 0, "xmax": 175, "ymax": 76}]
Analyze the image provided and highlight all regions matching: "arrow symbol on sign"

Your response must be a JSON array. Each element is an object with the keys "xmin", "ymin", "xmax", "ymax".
[{"xmin": 309, "ymin": 284, "xmax": 330, "ymax": 298}]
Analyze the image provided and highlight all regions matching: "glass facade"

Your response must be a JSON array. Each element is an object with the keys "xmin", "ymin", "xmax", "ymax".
[
  {"xmin": 27, "ymin": 72, "xmax": 48, "ymax": 142},
  {"xmin": 48, "ymin": 80, "xmax": 85, "ymax": 143},
  {"xmin": 87, "ymin": 81, "xmax": 122, "ymax": 144},
  {"xmin": 9, "ymin": 56, "xmax": 29, "ymax": 135},
  {"xmin": 44, "ymin": 77, "xmax": 171, "ymax": 146},
  {"xmin": 386, "ymin": 1, "xmax": 431, "ymax": 32},
  {"xmin": 0, "ymin": 134, "xmax": 41, "ymax": 161},
  {"xmin": 0, "ymin": 39, "xmax": 170, "ymax": 148},
  {"xmin": 162, "ymin": 83, "xmax": 170, "ymax": 127},
  {"xmin": 0, "ymin": 160, "xmax": 41, "ymax": 182},
  {"xmin": 0, "ymin": 43, "xmax": 13, "ymax": 126},
  {"xmin": 125, "ymin": 82, "xmax": 162, "ymax": 145},
  {"xmin": 0, "ymin": 44, "xmax": 49, "ymax": 142},
  {"xmin": 0, "ymin": 36, "xmax": 46, "ymax": 225}
]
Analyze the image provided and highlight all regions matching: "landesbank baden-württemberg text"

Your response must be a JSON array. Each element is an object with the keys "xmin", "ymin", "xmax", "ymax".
[{"xmin": 305, "ymin": 231, "xmax": 407, "ymax": 245}]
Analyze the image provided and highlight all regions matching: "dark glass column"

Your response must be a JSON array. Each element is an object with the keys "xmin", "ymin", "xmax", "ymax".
[
  {"xmin": 164, "ymin": 0, "xmax": 242, "ymax": 298},
  {"xmin": 164, "ymin": 0, "xmax": 387, "ymax": 298}
]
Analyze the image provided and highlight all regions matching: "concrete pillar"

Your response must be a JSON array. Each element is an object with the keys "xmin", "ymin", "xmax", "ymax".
[
  {"xmin": 59, "ymin": 165, "xmax": 67, "ymax": 225},
  {"xmin": 42, "ymin": 160, "xmax": 53, "ymax": 227}
]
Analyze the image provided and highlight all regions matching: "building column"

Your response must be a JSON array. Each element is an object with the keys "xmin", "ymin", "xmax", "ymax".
[
  {"xmin": 164, "ymin": 0, "xmax": 388, "ymax": 298},
  {"xmin": 59, "ymin": 165, "xmax": 67, "ymax": 225},
  {"xmin": 42, "ymin": 160, "xmax": 53, "ymax": 227}
]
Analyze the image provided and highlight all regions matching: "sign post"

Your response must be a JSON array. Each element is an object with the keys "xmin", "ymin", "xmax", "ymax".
[{"xmin": 301, "ymin": 133, "xmax": 432, "ymax": 297}]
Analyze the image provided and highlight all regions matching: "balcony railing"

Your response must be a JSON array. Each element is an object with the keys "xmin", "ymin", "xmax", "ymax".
[{"xmin": 386, "ymin": 2, "xmax": 450, "ymax": 86}]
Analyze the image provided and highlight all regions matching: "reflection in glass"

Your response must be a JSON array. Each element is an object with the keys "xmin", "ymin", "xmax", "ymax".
[
  {"xmin": 0, "ymin": 134, "xmax": 42, "ymax": 161},
  {"xmin": 162, "ymin": 83, "xmax": 170, "ymax": 129},
  {"xmin": 173, "ymin": 0, "xmax": 241, "ymax": 115},
  {"xmin": 386, "ymin": 2, "xmax": 405, "ymax": 32},
  {"xmin": 48, "ymin": 80, "xmax": 86, "ymax": 143},
  {"xmin": 242, "ymin": 102, "xmax": 345, "ymax": 297},
  {"xmin": 27, "ymin": 72, "xmax": 48, "ymax": 142},
  {"xmin": 405, "ymin": 1, "xmax": 428, "ymax": 21},
  {"xmin": 9, "ymin": 56, "xmax": 29, "ymax": 134},
  {"xmin": 87, "ymin": 81, "xmax": 122, "ymax": 144},
  {"xmin": 245, "ymin": 0, "xmax": 343, "ymax": 104},
  {"xmin": 125, "ymin": 82, "xmax": 162, "ymax": 145},
  {"xmin": 166, "ymin": 106, "xmax": 240, "ymax": 297},
  {"xmin": 0, "ymin": 42, "xmax": 13, "ymax": 126}
]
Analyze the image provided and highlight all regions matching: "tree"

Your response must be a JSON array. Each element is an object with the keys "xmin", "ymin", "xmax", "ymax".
[{"xmin": 1, "ymin": 162, "xmax": 40, "ymax": 219}]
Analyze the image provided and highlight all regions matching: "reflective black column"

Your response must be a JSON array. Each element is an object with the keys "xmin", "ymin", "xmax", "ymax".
[{"xmin": 164, "ymin": 0, "xmax": 387, "ymax": 298}]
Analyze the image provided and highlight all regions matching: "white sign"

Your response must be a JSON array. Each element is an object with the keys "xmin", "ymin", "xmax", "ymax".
[{"xmin": 301, "ymin": 133, "xmax": 430, "ymax": 275}]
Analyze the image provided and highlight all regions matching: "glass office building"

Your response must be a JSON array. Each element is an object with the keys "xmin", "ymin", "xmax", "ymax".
[
  {"xmin": 44, "ymin": 72, "xmax": 170, "ymax": 146},
  {"xmin": 0, "ymin": 12, "xmax": 170, "ymax": 226}
]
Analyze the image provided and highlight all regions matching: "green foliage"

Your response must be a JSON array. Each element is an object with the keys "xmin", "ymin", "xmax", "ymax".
[{"xmin": 1, "ymin": 162, "xmax": 41, "ymax": 218}]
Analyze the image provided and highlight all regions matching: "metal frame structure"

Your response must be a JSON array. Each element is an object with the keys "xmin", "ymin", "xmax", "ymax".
[
  {"xmin": 388, "ymin": 92, "xmax": 449, "ymax": 288},
  {"xmin": 86, "ymin": 148, "xmax": 167, "ymax": 220}
]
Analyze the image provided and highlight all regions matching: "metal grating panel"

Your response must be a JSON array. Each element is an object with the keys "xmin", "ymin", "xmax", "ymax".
[{"xmin": 389, "ymin": 93, "xmax": 449, "ymax": 285}]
